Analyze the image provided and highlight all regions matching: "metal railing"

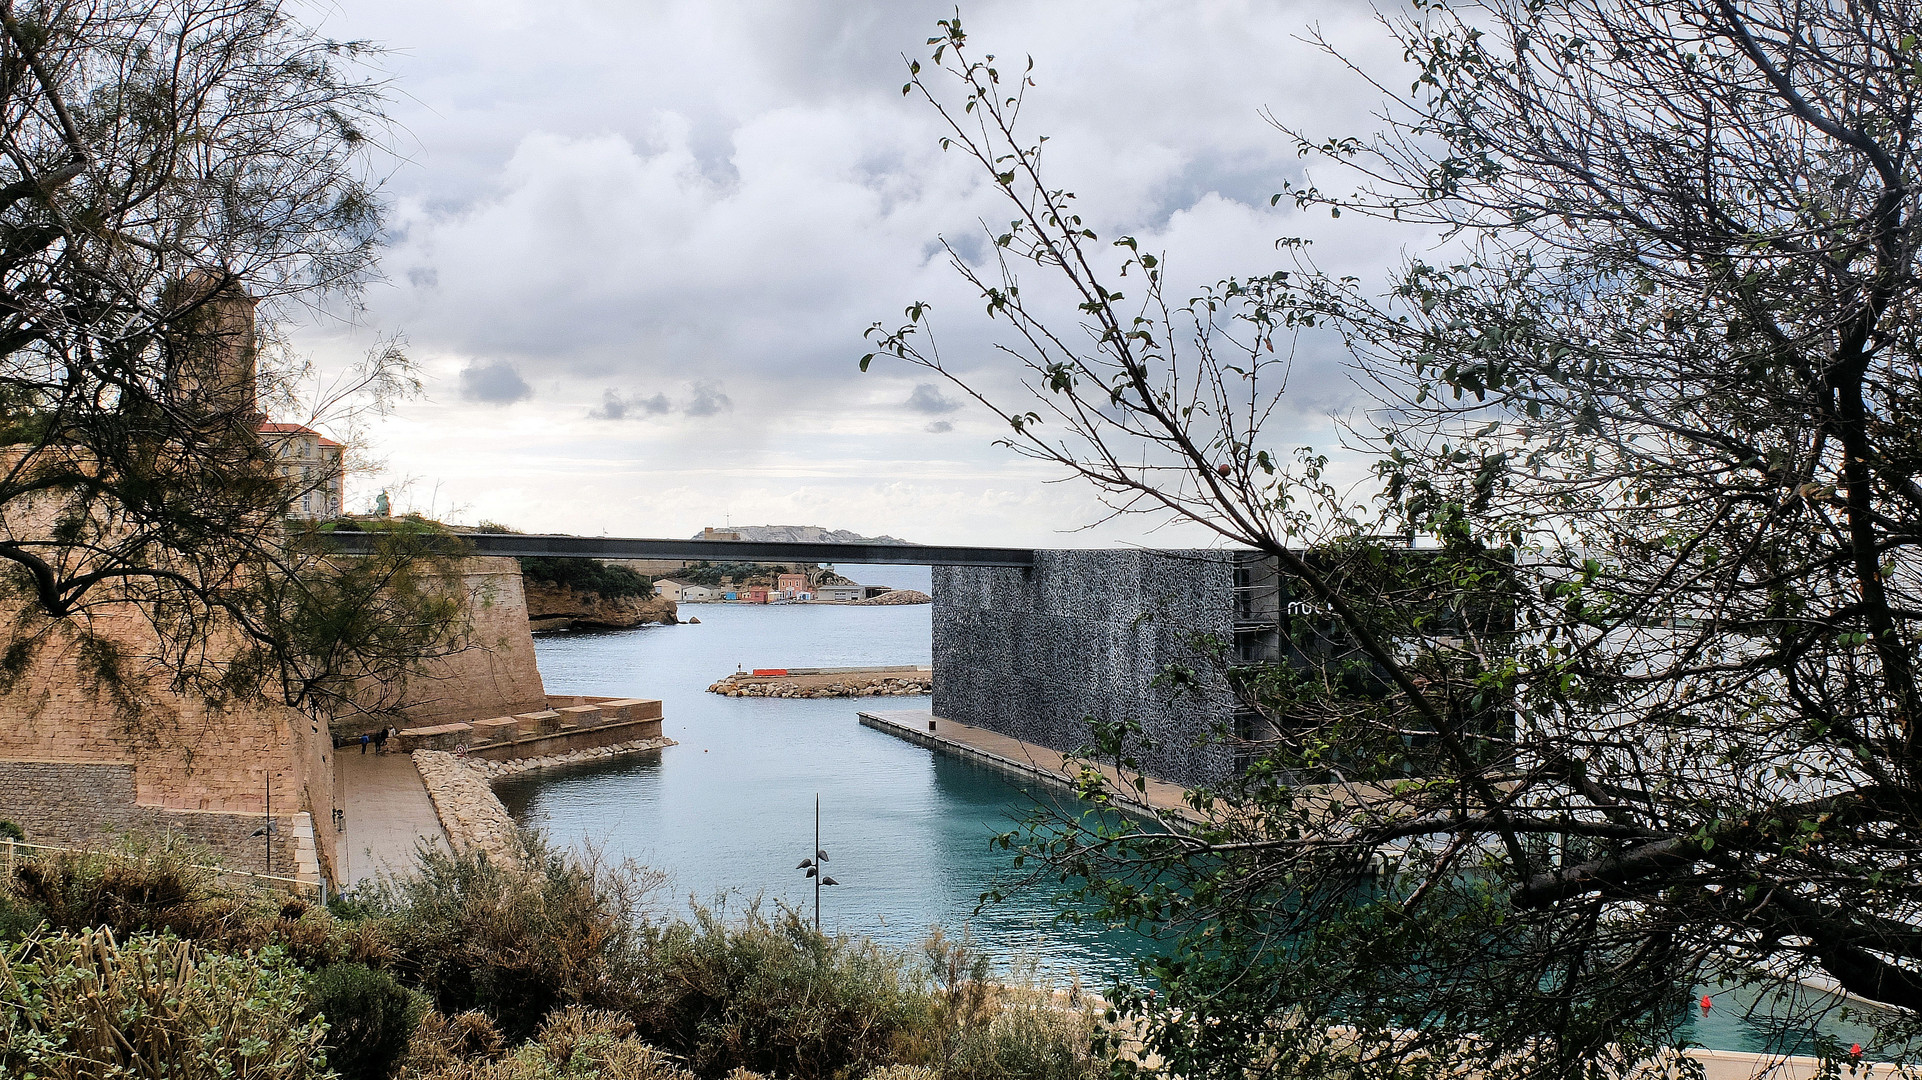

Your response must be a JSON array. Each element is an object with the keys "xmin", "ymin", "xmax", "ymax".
[{"xmin": 1, "ymin": 837, "xmax": 326, "ymax": 903}]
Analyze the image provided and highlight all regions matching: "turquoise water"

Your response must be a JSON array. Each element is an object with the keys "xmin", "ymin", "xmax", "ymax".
[
  {"xmin": 510, "ymin": 600, "xmax": 1148, "ymax": 986},
  {"xmin": 514, "ymin": 600, "xmax": 1893, "ymax": 1054}
]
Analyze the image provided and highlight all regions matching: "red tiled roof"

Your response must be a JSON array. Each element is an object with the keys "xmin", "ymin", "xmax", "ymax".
[{"xmin": 257, "ymin": 420, "xmax": 342, "ymax": 447}]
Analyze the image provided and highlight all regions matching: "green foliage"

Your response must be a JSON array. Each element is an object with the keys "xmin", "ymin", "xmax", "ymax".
[
  {"xmin": 404, "ymin": 1006, "xmax": 705, "ymax": 1080},
  {"xmin": 676, "ymin": 562, "xmax": 783, "ymax": 589},
  {"xmin": 627, "ymin": 902, "xmax": 929, "ymax": 1078},
  {"xmin": 0, "ymin": 928, "xmax": 331, "ymax": 1079},
  {"xmin": 518, "ymin": 557, "xmax": 654, "ymax": 600},
  {"xmin": 7, "ymin": 835, "xmax": 394, "ymax": 970},
  {"xmin": 0, "ymin": 818, "xmax": 23, "ymax": 840},
  {"xmin": 372, "ymin": 838, "xmax": 651, "ymax": 1042},
  {"xmin": 306, "ymin": 962, "xmax": 423, "ymax": 1080}
]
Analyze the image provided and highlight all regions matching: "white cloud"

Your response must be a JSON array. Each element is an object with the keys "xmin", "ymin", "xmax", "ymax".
[{"xmin": 298, "ymin": 0, "xmax": 1424, "ymax": 544}]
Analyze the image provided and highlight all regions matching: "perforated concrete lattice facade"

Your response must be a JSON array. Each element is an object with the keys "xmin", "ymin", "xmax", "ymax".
[{"xmin": 932, "ymin": 550, "xmax": 1243, "ymax": 789}]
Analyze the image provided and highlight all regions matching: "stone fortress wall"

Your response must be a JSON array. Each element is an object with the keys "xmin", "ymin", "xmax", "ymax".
[
  {"xmin": 0, "ymin": 603, "xmax": 336, "ymax": 886},
  {"xmin": 932, "ymin": 549, "xmax": 1240, "ymax": 789},
  {"xmin": 0, "ymin": 554, "xmax": 554, "ymax": 888}
]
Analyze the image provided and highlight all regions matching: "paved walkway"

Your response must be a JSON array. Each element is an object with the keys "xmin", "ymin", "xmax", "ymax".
[
  {"xmin": 858, "ymin": 709, "xmax": 1197, "ymax": 825},
  {"xmin": 334, "ymin": 750, "xmax": 449, "ymax": 886}
]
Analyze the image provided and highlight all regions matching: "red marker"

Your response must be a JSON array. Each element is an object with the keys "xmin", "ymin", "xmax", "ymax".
[
  {"xmin": 1700, "ymin": 994, "xmax": 1713, "ymax": 1011},
  {"xmin": 1851, "ymin": 1043, "xmax": 1863, "ymax": 1057}
]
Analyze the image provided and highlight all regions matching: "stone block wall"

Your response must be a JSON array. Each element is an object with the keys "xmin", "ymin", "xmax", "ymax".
[
  {"xmin": 348, "ymin": 556, "xmax": 548, "ymax": 730},
  {"xmin": 932, "ymin": 550, "xmax": 1238, "ymax": 788},
  {"xmin": 0, "ymin": 607, "xmax": 339, "ymax": 881},
  {"xmin": 392, "ymin": 696, "xmax": 663, "ymax": 760},
  {"xmin": 0, "ymin": 761, "xmax": 318, "ymax": 884}
]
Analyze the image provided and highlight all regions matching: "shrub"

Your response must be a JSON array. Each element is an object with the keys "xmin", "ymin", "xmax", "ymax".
[
  {"xmin": 0, "ymin": 818, "xmax": 23, "ymax": 840},
  {"xmin": 372, "ymin": 838, "xmax": 657, "ymax": 1041},
  {"xmin": 0, "ymin": 892, "xmax": 42, "ymax": 942},
  {"xmin": 0, "ymin": 927, "xmax": 330, "ymax": 1079},
  {"xmin": 9, "ymin": 834, "xmax": 393, "ymax": 969},
  {"xmin": 11, "ymin": 833, "xmax": 216, "ymax": 934},
  {"xmin": 307, "ymin": 962, "xmax": 424, "ymax": 1080},
  {"xmin": 404, "ymin": 1006, "xmax": 708, "ymax": 1080},
  {"xmin": 627, "ymin": 903, "xmax": 927, "ymax": 1079}
]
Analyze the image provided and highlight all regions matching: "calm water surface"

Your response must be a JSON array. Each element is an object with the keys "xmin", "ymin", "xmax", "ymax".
[
  {"xmin": 510, "ymin": 598, "xmax": 1146, "ymax": 986},
  {"xmin": 512, "ymin": 593, "xmax": 1886, "ymax": 1054}
]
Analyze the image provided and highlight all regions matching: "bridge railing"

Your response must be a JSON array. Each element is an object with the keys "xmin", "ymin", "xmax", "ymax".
[{"xmin": 314, "ymin": 530, "xmax": 1036, "ymax": 568}]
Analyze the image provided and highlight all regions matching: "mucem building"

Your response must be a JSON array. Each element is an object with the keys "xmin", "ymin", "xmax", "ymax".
[{"xmin": 932, "ymin": 549, "xmax": 1313, "ymax": 789}]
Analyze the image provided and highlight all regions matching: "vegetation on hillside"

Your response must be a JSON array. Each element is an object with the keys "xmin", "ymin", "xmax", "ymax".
[
  {"xmin": 0, "ymin": 834, "xmax": 1104, "ymax": 1080},
  {"xmin": 517, "ymin": 557, "xmax": 655, "ymax": 601}
]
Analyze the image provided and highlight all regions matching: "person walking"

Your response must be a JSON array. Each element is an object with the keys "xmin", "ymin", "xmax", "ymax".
[{"xmin": 359, "ymin": 733, "xmax": 370, "ymax": 755}]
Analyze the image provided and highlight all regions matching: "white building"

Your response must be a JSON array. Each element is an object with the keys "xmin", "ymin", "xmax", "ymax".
[
  {"xmin": 679, "ymin": 586, "xmax": 720, "ymax": 603},
  {"xmin": 653, "ymin": 578, "xmax": 693, "ymax": 602},
  {"xmin": 257, "ymin": 422, "xmax": 343, "ymax": 521},
  {"xmin": 815, "ymin": 583, "xmax": 865, "ymax": 602}
]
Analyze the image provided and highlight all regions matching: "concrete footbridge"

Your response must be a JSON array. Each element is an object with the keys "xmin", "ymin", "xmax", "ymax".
[{"xmin": 321, "ymin": 530, "xmax": 1036, "ymax": 568}]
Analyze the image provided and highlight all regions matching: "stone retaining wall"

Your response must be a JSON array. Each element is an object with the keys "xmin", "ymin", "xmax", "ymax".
[
  {"xmin": 464, "ymin": 736, "xmax": 675, "ymax": 779},
  {"xmin": 393, "ymin": 695, "xmax": 662, "ymax": 760},
  {"xmin": 0, "ymin": 760, "xmax": 320, "ymax": 885}
]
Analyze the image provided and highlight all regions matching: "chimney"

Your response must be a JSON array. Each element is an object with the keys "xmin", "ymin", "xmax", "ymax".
[{"xmin": 163, "ymin": 270, "xmax": 260, "ymax": 424}]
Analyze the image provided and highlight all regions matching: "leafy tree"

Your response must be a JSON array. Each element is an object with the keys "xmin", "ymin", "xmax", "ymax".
[
  {"xmin": 0, "ymin": 0, "xmax": 466, "ymax": 724},
  {"xmin": 870, "ymin": 5, "xmax": 1922, "ymax": 1076}
]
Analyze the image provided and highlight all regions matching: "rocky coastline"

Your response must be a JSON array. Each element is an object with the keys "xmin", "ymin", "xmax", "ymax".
[{"xmin": 524, "ymin": 583, "xmax": 677, "ymax": 631}]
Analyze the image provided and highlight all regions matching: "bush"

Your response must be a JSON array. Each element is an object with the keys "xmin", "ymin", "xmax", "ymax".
[
  {"xmin": 372, "ymin": 838, "xmax": 657, "ymax": 1041},
  {"xmin": 8, "ymin": 835, "xmax": 393, "ymax": 969},
  {"xmin": 627, "ymin": 903, "xmax": 928, "ymax": 1079},
  {"xmin": 0, "ymin": 818, "xmax": 23, "ymax": 840},
  {"xmin": 405, "ymin": 1006, "xmax": 711, "ymax": 1080},
  {"xmin": 307, "ymin": 962, "xmax": 424, "ymax": 1080},
  {"xmin": 0, "ymin": 892, "xmax": 42, "ymax": 942},
  {"xmin": 10, "ymin": 833, "xmax": 215, "ymax": 934},
  {"xmin": 0, "ymin": 927, "xmax": 330, "ymax": 1079}
]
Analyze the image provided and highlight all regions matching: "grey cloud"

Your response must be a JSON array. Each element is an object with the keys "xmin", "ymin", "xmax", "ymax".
[
  {"xmin": 684, "ymin": 380, "xmax": 732, "ymax": 417},
  {"xmin": 925, "ymin": 420, "xmax": 953, "ymax": 434},
  {"xmin": 589, "ymin": 389, "xmax": 674, "ymax": 420},
  {"xmin": 459, "ymin": 359, "xmax": 532, "ymax": 404},
  {"xmin": 588, "ymin": 383, "xmax": 731, "ymax": 420},
  {"xmin": 906, "ymin": 383, "xmax": 960, "ymax": 414}
]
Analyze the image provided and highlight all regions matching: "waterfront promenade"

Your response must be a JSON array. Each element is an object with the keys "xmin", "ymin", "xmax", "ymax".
[
  {"xmin": 334, "ymin": 750, "xmax": 449, "ymax": 885},
  {"xmin": 857, "ymin": 708, "xmax": 1197, "ymax": 825}
]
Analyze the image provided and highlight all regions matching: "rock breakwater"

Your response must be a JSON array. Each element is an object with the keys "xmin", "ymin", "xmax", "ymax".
[
  {"xmin": 849, "ymin": 589, "xmax": 931, "ymax": 605},
  {"xmin": 463, "ymin": 735, "xmax": 675, "ymax": 778},
  {"xmin": 414, "ymin": 750, "xmax": 520, "ymax": 864},
  {"xmin": 707, "ymin": 666, "xmax": 932, "ymax": 698}
]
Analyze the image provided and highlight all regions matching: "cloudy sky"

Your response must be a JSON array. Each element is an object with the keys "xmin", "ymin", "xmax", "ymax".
[{"xmin": 294, "ymin": 0, "xmax": 1423, "ymax": 547}]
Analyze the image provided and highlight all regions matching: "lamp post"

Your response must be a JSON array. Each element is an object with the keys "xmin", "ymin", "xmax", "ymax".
[
  {"xmin": 795, "ymin": 793, "xmax": 839, "ymax": 929},
  {"xmin": 251, "ymin": 770, "xmax": 279, "ymax": 877}
]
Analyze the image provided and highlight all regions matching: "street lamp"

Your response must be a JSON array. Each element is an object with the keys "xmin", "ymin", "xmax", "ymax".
[{"xmin": 795, "ymin": 793, "xmax": 839, "ymax": 929}]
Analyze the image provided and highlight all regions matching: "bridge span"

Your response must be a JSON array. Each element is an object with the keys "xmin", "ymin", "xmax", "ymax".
[{"xmin": 322, "ymin": 530, "xmax": 1036, "ymax": 569}]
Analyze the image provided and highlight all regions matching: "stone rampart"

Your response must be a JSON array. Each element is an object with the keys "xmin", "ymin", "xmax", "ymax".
[
  {"xmin": 354, "ymin": 556, "xmax": 549, "ymax": 730},
  {"xmin": 392, "ymin": 696, "xmax": 662, "ymax": 761},
  {"xmin": 0, "ymin": 554, "xmax": 548, "ymax": 887},
  {"xmin": 933, "ymin": 550, "xmax": 1238, "ymax": 788}
]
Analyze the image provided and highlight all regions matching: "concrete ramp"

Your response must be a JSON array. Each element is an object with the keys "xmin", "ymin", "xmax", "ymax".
[{"xmin": 334, "ymin": 751, "xmax": 449, "ymax": 886}]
